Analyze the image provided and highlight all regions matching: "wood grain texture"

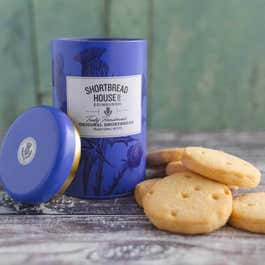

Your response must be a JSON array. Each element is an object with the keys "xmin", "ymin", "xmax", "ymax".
[
  {"xmin": 109, "ymin": 0, "xmax": 149, "ymax": 38},
  {"xmin": 0, "ymin": 131, "xmax": 265, "ymax": 265},
  {"xmin": 33, "ymin": 0, "xmax": 106, "ymax": 105},
  {"xmin": 151, "ymin": 0, "xmax": 265, "ymax": 131},
  {"xmin": 3, "ymin": 0, "xmax": 265, "ymax": 135},
  {"xmin": 0, "ymin": 0, "xmax": 35, "ymax": 139},
  {"xmin": 0, "ymin": 216, "xmax": 265, "ymax": 265}
]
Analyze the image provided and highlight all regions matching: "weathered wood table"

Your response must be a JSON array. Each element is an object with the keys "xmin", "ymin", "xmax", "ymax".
[{"xmin": 0, "ymin": 131, "xmax": 265, "ymax": 265}]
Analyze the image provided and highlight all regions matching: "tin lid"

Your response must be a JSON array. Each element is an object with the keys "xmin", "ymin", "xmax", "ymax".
[{"xmin": 0, "ymin": 106, "xmax": 81, "ymax": 205}]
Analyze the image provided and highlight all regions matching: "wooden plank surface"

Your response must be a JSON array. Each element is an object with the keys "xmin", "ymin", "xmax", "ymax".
[
  {"xmin": 1, "ymin": 216, "xmax": 265, "ymax": 265},
  {"xmin": 151, "ymin": 0, "xmax": 265, "ymax": 131},
  {"xmin": 3, "ymin": 0, "xmax": 265, "ymax": 135},
  {"xmin": 109, "ymin": 0, "xmax": 149, "ymax": 38},
  {"xmin": 0, "ymin": 0, "xmax": 36, "ymax": 139},
  {"xmin": 0, "ymin": 131, "xmax": 265, "ymax": 265}
]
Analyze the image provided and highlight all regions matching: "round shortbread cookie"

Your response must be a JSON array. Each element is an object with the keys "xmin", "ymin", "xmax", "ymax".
[
  {"xmin": 166, "ymin": 161, "xmax": 189, "ymax": 175},
  {"xmin": 147, "ymin": 148, "xmax": 184, "ymax": 167},
  {"xmin": 134, "ymin": 178, "xmax": 161, "ymax": 207},
  {"xmin": 166, "ymin": 161, "xmax": 238, "ymax": 190},
  {"xmin": 182, "ymin": 147, "xmax": 261, "ymax": 188},
  {"xmin": 166, "ymin": 161, "xmax": 238, "ymax": 191},
  {"xmin": 143, "ymin": 172, "xmax": 232, "ymax": 234},
  {"xmin": 229, "ymin": 193, "xmax": 265, "ymax": 233}
]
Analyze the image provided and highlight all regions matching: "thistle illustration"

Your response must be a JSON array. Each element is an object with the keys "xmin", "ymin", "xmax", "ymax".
[
  {"xmin": 107, "ymin": 142, "xmax": 143, "ymax": 195},
  {"xmin": 52, "ymin": 53, "xmax": 66, "ymax": 111},
  {"xmin": 73, "ymin": 48, "xmax": 108, "ymax": 76},
  {"xmin": 81, "ymin": 138, "xmax": 112, "ymax": 196},
  {"xmin": 73, "ymin": 47, "xmax": 110, "ymax": 195},
  {"xmin": 73, "ymin": 47, "xmax": 143, "ymax": 197}
]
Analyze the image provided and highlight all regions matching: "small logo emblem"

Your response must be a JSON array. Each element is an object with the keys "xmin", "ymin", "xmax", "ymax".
[
  {"xmin": 17, "ymin": 137, "xmax": 37, "ymax": 166},
  {"xmin": 104, "ymin": 107, "xmax": 112, "ymax": 116}
]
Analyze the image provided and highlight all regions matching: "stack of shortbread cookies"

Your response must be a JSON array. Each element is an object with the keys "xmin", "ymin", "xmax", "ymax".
[{"xmin": 135, "ymin": 147, "xmax": 263, "ymax": 234}]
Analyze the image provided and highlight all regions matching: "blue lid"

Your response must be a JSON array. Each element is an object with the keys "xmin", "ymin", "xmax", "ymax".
[{"xmin": 0, "ymin": 106, "xmax": 81, "ymax": 205}]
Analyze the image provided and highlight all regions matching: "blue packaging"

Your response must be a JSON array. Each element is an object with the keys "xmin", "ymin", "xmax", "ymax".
[
  {"xmin": 51, "ymin": 38, "xmax": 147, "ymax": 199},
  {"xmin": 0, "ymin": 106, "xmax": 81, "ymax": 205}
]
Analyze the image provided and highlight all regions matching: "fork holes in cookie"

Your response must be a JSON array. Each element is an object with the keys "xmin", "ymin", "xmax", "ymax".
[
  {"xmin": 181, "ymin": 193, "xmax": 189, "ymax": 199},
  {"xmin": 148, "ymin": 191, "xmax": 154, "ymax": 196},
  {"xmin": 224, "ymin": 189, "xmax": 230, "ymax": 195},
  {"xmin": 212, "ymin": 194, "xmax": 219, "ymax": 200},
  {"xmin": 194, "ymin": 186, "xmax": 201, "ymax": 191},
  {"xmin": 226, "ymin": 161, "xmax": 232, "ymax": 166},
  {"xmin": 171, "ymin": 210, "xmax": 177, "ymax": 217},
  {"xmin": 184, "ymin": 175, "xmax": 192, "ymax": 179},
  {"xmin": 248, "ymin": 203, "xmax": 255, "ymax": 207}
]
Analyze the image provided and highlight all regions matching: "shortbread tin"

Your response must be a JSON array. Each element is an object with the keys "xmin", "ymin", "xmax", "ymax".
[{"xmin": 51, "ymin": 38, "xmax": 147, "ymax": 199}]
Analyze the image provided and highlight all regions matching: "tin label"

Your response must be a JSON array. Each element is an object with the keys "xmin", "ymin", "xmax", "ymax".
[{"xmin": 66, "ymin": 75, "xmax": 142, "ymax": 138}]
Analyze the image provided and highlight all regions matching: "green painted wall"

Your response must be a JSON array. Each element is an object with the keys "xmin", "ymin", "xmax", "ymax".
[{"xmin": 1, "ymin": 0, "xmax": 265, "ymax": 138}]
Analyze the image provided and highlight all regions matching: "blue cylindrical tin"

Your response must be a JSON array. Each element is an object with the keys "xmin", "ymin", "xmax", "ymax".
[{"xmin": 51, "ymin": 38, "xmax": 147, "ymax": 199}]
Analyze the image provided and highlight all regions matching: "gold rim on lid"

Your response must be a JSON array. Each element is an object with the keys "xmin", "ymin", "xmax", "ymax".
[{"xmin": 51, "ymin": 125, "xmax": 81, "ymax": 200}]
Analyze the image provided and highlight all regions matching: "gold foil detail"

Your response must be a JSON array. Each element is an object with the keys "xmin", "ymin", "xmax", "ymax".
[{"xmin": 51, "ymin": 126, "xmax": 81, "ymax": 200}]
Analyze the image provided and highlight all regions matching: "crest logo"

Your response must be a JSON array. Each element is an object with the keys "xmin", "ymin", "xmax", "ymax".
[
  {"xmin": 17, "ymin": 137, "xmax": 37, "ymax": 166},
  {"xmin": 104, "ymin": 107, "xmax": 112, "ymax": 116}
]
